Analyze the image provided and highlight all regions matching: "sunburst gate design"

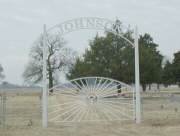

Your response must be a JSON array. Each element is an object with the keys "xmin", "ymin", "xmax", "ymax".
[
  {"xmin": 48, "ymin": 77, "xmax": 135, "ymax": 123},
  {"xmin": 42, "ymin": 17, "xmax": 141, "ymax": 127}
]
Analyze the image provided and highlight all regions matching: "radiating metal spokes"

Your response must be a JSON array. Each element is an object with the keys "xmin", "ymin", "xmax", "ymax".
[{"xmin": 48, "ymin": 77, "xmax": 134, "ymax": 123}]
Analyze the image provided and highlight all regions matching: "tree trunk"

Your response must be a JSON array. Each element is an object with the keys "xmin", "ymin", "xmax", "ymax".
[
  {"xmin": 117, "ymin": 84, "xmax": 121, "ymax": 94},
  {"xmin": 142, "ymin": 84, "xmax": 146, "ymax": 92},
  {"xmin": 47, "ymin": 58, "xmax": 54, "ymax": 93},
  {"xmin": 49, "ymin": 70, "xmax": 53, "ymax": 93},
  {"xmin": 157, "ymin": 84, "xmax": 160, "ymax": 90},
  {"xmin": 47, "ymin": 54, "xmax": 54, "ymax": 93},
  {"xmin": 149, "ymin": 84, "xmax": 151, "ymax": 90},
  {"xmin": 164, "ymin": 84, "xmax": 168, "ymax": 88}
]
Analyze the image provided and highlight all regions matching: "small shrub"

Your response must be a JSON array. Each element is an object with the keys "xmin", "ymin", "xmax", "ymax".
[
  {"xmin": 27, "ymin": 119, "xmax": 33, "ymax": 126},
  {"xmin": 174, "ymin": 108, "xmax": 178, "ymax": 112},
  {"xmin": 160, "ymin": 105, "xmax": 164, "ymax": 109}
]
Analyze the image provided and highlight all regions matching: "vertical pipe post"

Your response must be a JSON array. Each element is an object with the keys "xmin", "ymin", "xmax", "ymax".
[
  {"xmin": 42, "ymin": 24, "xmax": 48, "ymax": 128},
  {"xmin": 0, "ymin": 91, "xmax": 2, "ymax": 127},
  {"xmin": 0, "ymin": 89, "xmax": 6, "ymax": 128},
  {"xmin": 135, "ymin": 26, "xmax": 141, "ymax": 123},
  {"xmin": 2, "ymin": 91, "xmax": 6, "ymax": 128},
  {"xmin": 132, "ymin": 88, "xmax": 136, "ymax": 120}
]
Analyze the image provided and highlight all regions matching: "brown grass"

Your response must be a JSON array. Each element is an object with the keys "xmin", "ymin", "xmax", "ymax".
[{"xmin": 1, "ymin": 90, "xmax": 180, "ymax": 136}]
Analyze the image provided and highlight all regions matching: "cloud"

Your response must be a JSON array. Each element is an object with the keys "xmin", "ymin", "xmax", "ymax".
[
  {"xmin": 13, "ymin": 15, "xmax": 34, "ymax": 23},
  {"xmin": 0, "ymin": 0, "xmax": 180, "ymax": 84}
]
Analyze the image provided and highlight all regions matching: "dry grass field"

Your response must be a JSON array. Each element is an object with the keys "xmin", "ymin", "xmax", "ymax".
[{"xmin": 1, "ymin": 88, "xmax": 180, "ymax": 136}]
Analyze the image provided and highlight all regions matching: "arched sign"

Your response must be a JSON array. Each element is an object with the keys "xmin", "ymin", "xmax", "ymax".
[
  {"xmin": 42, "ymin": 17, "xmax": 141, "ymax": 127},
  {"xmin": 48, "ymin": 17, "xmax": 114, "ymax": 35}
]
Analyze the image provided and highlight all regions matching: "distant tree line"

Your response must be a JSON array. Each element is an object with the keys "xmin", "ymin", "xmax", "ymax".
[
  {"xmin": 67, "ymin": 20, "xmax": 180, "ymax": 91},
  {"xmin": 23, "ymin": 20, "xmax": 180, "ymax": 92},
  {"xmin": 162, "ymin": 51, "xmax": 180, "ymax": 87}
]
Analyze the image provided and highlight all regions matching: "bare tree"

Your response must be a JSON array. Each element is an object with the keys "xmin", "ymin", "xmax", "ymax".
[
  {"xmin": 0, "ymin": 64, "xmax": 5, "ymax": 81},
  {"xmin": 23, "ymin": 34, "xmax": 76, "ymax": 92}
]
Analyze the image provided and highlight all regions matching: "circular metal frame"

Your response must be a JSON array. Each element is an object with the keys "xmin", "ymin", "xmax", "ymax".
[{"xmin": 48, "ymin": 77, "xmax": 135, "ymax": 123}]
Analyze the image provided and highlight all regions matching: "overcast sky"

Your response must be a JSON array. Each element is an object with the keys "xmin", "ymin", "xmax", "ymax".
[{"xmin": 0, "ymin": 0, "xmax": 179, "ymax": 85}]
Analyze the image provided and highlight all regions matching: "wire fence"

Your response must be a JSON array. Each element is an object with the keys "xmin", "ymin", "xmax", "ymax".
[
  {"xmin": 0, "ymin": 87, "xmax": 180, "ymax": 128},
  {"xmin": 0, "ymin": 91, "xmax": 6, "ymax": 128},
  {"xmin": 0, "ymin": 89, "xmax": 42, "ymax": 128},
  {"xmin": 141, "ymin": 89, "xmax": 180, "ymax": 124}
]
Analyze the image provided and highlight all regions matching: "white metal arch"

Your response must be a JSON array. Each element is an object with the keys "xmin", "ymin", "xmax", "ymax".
[
  {"xmin": 42, "ymin": 17, "xmax": 141, "ymax": 127},
  {"xmin": 49, "ymin": 76, "xmax": 132, "ymax": 91},
  {"xmin": 47, "ymin": 17, "xmax": 135, "ymax": 47},
  {"xmin": 48, "ymin": 77, "xmax": 135, "ymax": 123}
]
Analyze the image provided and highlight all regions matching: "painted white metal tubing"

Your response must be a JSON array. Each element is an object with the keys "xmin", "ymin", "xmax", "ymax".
[
  {"xmin": 41, "ymin": 18, "xmax": 142, "ymax": 125},
  {"xmin": 42, "ymin": 24, "xmax": 48, "ymax": 128},
  {"xmin": 134, "ymin": 26, "xmax": 141, "ymax": 123},
  {"xmin": 132, "ymin": 88, "xmax": 136, "ymax": 120},
  {"xmin": 48, "ymin": 77, "xmax": 134, "ymax": 123}
]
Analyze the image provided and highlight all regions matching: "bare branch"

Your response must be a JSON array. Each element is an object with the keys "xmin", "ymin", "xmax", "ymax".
[{"xmin": 23, "ymin": 33, "xmax": 76, "ymax": 87}]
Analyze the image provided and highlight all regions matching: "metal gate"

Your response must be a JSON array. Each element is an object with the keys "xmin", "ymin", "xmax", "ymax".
[{"xmin": 48, "ymin": 77, "xmax": 135, "ymax": 123}]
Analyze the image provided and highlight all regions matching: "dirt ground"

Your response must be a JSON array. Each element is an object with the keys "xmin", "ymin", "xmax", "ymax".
[
  {"xmin": 1, "ymin": 120, "xmax": 180, "ymax": 136},
  {"xmin": 1, "ymin": 90, "xmax": 180, "ymax": 136}
]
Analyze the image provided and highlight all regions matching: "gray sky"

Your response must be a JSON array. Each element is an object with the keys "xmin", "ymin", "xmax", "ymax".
[{"xmin": 0, "ymin": 0, "xmax": 179, "ymax": 84}]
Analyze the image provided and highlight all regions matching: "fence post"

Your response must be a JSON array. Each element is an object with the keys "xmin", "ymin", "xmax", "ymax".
[
  {"xmin": 0, "ymin": 92, "xmax": 2, "ymax": 127},
  {"xmin": 0, "ymin": 90, "xmax": 6, "ymax": 128},
  {"xmin": 135, "ymin": 26, "xmax": 141, "ymax": 123},
  {"xmin": 42, "ymin": 24, "xmax": 48, "ymax": 128}
]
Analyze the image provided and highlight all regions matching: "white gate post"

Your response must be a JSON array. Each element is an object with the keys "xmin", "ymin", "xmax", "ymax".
[
  {"xmin": 135, "ymin": 26, "xmax": 141, "ymax": 123},
  {"xmin": 42, "ymin": 24, "xmax": 48, "ymax": 128}
]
